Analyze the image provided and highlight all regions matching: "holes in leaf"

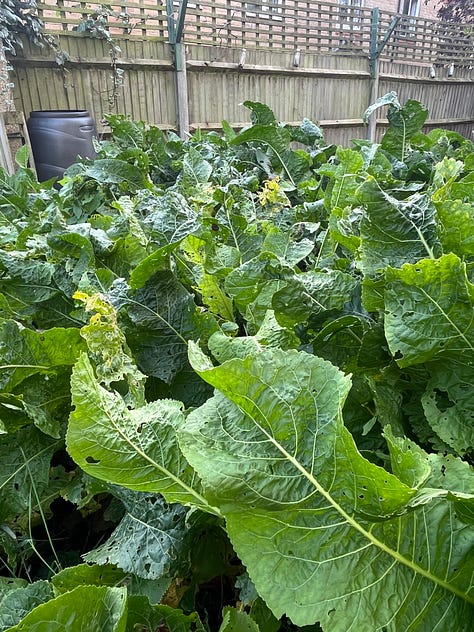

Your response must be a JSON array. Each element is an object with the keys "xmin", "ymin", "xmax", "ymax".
[
  {"xmin": 144, "ymin": 563, "xmax": 151, "ymax": 573},
  {"xmin": 434, "ymin": 388, "xmax": 453, "ymax": 413},
  {"xmin": 85, "ymin": 455, "xmax": 100, "ymax": 464},
  {"xmin": 358, "ymin": 494, "xmax": 364, "ymax": 499}
]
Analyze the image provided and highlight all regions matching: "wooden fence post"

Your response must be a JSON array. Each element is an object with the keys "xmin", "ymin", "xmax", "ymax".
[
  {"xmin": 367, "ymin": 9, "xmax": 400, "ymax": 143},
  {"xmin": 167, "ymin": 0, "xmax": 190, "ymax": 139},
  {"xmin": 368, "ymin": 9, "xmax": 379, "ymax": 143},
  {"xmin": 0, "ymin": 38, "xmax": 15, "ymax": 174},
  {"xmin": 174, "ymin": 42, "xmax": 190, "ymax": 138}
]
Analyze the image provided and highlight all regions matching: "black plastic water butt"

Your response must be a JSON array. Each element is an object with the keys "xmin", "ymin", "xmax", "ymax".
[{"xmin": 27, "ymin": 110, "xmax": 97, "ymax": 182}]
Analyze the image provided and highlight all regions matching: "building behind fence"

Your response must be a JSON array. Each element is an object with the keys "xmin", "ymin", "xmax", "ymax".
[{"xmin": 5, "ymin": 0, "xmax": 474, "ymax": 145}]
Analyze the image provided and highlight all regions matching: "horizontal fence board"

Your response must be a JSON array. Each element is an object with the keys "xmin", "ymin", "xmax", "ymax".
[
  {"xmin": 186, "ymin": 66, "xmax": 369, "ymax": 128},
  {"xmin": 186, "ymin": 59, "xmax": 370, "ymax": 78}
]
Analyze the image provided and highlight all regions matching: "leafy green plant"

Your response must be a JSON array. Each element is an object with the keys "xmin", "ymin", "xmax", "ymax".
[
  {"xmin": 0, "ymin": 96, "xmax": 473, "ymax": 631},
  {"xmin": 74, "ymin": 6, "xmax": 129, "ymax": 108}
]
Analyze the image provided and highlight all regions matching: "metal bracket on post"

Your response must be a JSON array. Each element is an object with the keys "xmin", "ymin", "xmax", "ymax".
[
  {"xmin": 368, "ymin": 8, "xmax": 400, "ymax": 142},
  {"xmin": 293, "ymin": 47, "xmax": 301, "ymax": 68}
]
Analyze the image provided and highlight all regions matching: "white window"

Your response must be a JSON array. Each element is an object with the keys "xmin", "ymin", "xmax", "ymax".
[
  {"xmin": 246, "ymin": 0, "xmax": 283, "ymax": 20},
  {"xmin": 397, "ymin": 0, "xmax": 420, "ymax": 35},
  {"xmin": 339, "ymin": 0, "xmax": 363, "ymax": 31},
  {"xmin": 398, "ymin": 0, "xmax": 421, "ymax": 17}
]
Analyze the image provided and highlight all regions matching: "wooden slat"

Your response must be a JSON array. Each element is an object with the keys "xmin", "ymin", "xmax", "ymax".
[{"xmin": 0, "ymin": 113, "xmax": 14, "ymax": 175}]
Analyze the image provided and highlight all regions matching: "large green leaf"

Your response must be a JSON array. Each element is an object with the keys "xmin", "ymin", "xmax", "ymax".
[
  {"xmin": 66, "ymin": 353, "xmax": 216, "ymax": 514},
  {"xmin": 178, "ymin": 344, "xmax": 474, "ymax": 630},
  {"xmin": 219, "ymin": 607, "xmax": 260, "ymax": 632},
  {"xmin": 82, "ymin": 159, "xmax": 150, "ymax": 191},
  {"xmin": 5, "ymin": 585, "xmax": 127, "ymax": 632},
  {"xmin": 84, "ymin": 490, "xmax": 192, "ymax": 580},
  {"xmin": 125, "ymin": 597, "xmax": 205, "ymax": 632},
  {"xmin": 110, "ymin": 273, "xmax": 218, "ymax": 383},
  {"xmin": 180, "ymin": 145, "xmax": 213, "ymax": 189},
  {"xmin": 434, "ymin": 198, "xmax": 474, "ymax": 257},
  {"xmin": 0, "ymin": 426, "xmax": 60, "ymax": 522},
  {"xmin": 135, "ymin": 190, "xmax": 201, "ymax": 248},
  {"xmin": 51, "ymin": 564, "xmax": 127, "ymax": 594},
  {"xmin": 0, "ymin": 253, "xmax": 56, "ymax": 304},
  {"xmin": 381, "ymin": 98, "xmax": 429, "ymax": 162},
  {"xmin": 421, "ymin": 364, "xmax": 474, "ymax": 454},
  {"xmin": 224, "ymin": 253, "xmax": 293, "ymax": 328},
  {"xmin": 261, "ymin": 225, "xmax": 314, "ymax": 267},
  {"xmin": 0, "ymin": 321, "xmax": 84, "ymax": 392},
  {"xmin": 0, "ymin": 581, "xmax": 53, "ymax": 632},
  {"xmin": 242, "ymin": 101, "xmax": 277, "ymax": 126},
  {"xmin": 230, "ymin": 124, "xmax": 311, "ymax": 186},
  {"xmin": 317, "ymin": 146, "xmax": 365, "ymax": 211},
  {"xmin": 0, "ymin": 321, "xmax": 84, "ymax": 435},
  {"xmin": 358, "ymin": 177, "xmax": 440, "ymax": 276},
  {"xmin": 384, "ymin": 254, "xmax": 474, "ymax": 367},
  {"xmin": 272, "ymin": 269, "xmax": 358, "ymax": 327}
]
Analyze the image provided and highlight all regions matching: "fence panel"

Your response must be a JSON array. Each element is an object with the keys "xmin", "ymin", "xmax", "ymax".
[
  {"xmin": 378, "ymin": 11, "xmax": 474, "ymax": 67},
  {"xmin": 181, "ymin": 0, "xmax": 373, "ymax": 53},
  {"xmin": 6, "ymin": 1, "xmax": 474, "ymax": 145}
]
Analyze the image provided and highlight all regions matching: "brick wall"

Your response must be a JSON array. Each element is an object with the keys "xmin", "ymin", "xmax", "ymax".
[
  {"xmin": 0, "ymin": 40, "xmax": 14, "ymax": 113},
  {"xmin": 363, "ymin": 1, "xmax": 439, "ymax": 21}
]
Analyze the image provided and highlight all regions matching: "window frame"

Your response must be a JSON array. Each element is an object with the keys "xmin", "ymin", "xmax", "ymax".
[
  {"xmin": 246, "ymin": 0, "xmax": 283, "ymax": 21},
  {"xmin": 398, "ymin": 0, "xmax": 421, "ymax": 18}
]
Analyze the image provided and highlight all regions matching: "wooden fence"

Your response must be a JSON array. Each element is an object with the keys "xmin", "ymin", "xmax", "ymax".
[{"xmin": 6, "ymin": 0, "xmax": 474, "ymax": 147}]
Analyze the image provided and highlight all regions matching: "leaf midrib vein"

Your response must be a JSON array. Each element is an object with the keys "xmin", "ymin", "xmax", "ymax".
[
  {"xmin": 99, "ymin": 398, "xmax": 221, "ymax": 516},
  {"xmin": 238, "ymin": 393, "xmax": 473, "ymax": 605}
]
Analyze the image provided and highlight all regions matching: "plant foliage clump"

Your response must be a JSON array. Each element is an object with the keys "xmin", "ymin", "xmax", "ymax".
[{"xmin": 0, "ymin": 95, "xmax": 474, "ymax": 631}]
